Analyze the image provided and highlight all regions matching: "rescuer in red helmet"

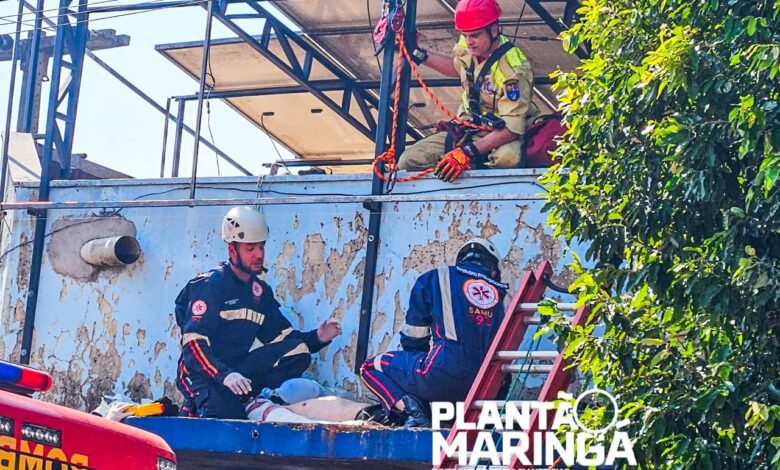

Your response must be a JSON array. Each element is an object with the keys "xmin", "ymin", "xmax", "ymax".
[{"xmin": 399, "ymin": 0, "xmax": 539, "ymax": 182}]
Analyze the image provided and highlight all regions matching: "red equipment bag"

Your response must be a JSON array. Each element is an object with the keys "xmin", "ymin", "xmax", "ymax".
[{"xmin": 523, "ymin": 114, "xmax": 566, "ymax": 167}]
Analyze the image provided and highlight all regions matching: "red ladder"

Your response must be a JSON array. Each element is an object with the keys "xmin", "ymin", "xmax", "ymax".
[{"xmin": 435, "ymin": 260, "xmax": 593, "ymax": 469}]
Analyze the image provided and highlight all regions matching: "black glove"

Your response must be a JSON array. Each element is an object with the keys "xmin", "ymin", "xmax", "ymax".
[{"xmin": 410, "ymin": 47, "xmax": 428, "ymax": 65}]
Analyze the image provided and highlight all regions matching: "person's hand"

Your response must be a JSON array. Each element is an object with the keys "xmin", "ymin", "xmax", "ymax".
[
  {"xmin": 223, "ymin": 372, "xmax": 252, "ymax": 395},
  {"xmin": 317, "ymin": 319, "xmax": 342, "ymax": 343},
  {"xmin": 105, "ymin": 402, "xmax": 134, "ymax": 422},
  {"xmin": 434, "ymin": 147, "xmax": 472, "ymax": 182}
]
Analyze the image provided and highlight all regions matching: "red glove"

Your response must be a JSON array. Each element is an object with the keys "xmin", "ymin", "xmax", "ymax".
[
  {"xmin": 434, "ymin": 147, "xmax": 472, "ymax": 182},
  {"xmin": 434, "ymin": 143, "xmax": 482, "ymax": 182}
]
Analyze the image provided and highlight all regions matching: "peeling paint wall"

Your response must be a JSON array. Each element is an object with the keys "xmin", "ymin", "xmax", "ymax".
[{"xmin": 0, "ymin": 170, "xmax": 583, "ymax": 410}]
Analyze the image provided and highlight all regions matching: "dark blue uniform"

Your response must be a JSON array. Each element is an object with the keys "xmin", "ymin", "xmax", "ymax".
[
  {"xmin": 175, "ymin": 262, "xmax": 327, "ymax": 419},
  {"xmin": 360, "ymin": 262, "xmax": 508, "ymax": 413}
]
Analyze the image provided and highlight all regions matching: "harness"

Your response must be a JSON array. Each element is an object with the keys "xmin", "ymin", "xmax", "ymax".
[{"xmin": 465, "ymin": 41, "xmax": 514, "ymax": 124}]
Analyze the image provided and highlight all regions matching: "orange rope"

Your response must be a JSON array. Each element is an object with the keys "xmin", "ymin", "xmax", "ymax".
[
  {"xmin": 372, "ymin": 32, "xmax": 490, "ymax": 183},
  {"xmin": 398, "ymin": 35, "xmax": 490, "ymax": 132}
]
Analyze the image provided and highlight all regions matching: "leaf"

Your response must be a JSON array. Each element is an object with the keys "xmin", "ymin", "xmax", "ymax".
[
  {"xmin": 641, "ymin": 338, "xmax": 665, "ymax": 346},
  {"xmin": 747, "ymin": 17, "xmax": 757, "ymax": 36},
  {"xmin": 650, "ymin": 349, "xmax": 670, "ymax": 367}
]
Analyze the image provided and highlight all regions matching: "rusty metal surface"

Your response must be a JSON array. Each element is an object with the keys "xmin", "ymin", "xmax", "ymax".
[{"xmin": 0, "ymin": 170, "xmax": 582, "ymax": 410}]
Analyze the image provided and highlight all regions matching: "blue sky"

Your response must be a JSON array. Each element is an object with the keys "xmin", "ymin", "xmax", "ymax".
[{"xmin": 0, "ymin": 0, "xmax": 295, "ymax": 178}]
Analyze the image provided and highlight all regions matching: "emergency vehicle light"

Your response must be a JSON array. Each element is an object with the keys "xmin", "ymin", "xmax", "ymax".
[
  {"xmin": 21, "ymin": 423, "xmax": 61, "ymax": 447},
  {"xmin": 0, "ymin": 360, "xmax": 52, "ymax": 392}
]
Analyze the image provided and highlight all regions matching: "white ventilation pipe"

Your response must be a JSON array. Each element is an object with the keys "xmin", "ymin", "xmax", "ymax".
[{"xmin": 80, "ymin": 236, "xmax": 141, "ymax": 266}]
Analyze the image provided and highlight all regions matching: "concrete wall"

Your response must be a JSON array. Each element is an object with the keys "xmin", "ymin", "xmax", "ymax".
[{"xmin": 0, "ymin": 170, "xmax": 582, "ymax": 410}]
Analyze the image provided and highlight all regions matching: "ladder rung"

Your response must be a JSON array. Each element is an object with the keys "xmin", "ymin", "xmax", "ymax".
[
  {"xmin": 518, "ymin": 302, "xmax": 577, "ymax": 311},
  {"xmin": 523, "ymin": 315, "xmax": 575, "ymax": 325},
  {"xmin": 471, "ymin": 400, "xmax": 537, "ymax": 409},
  {"xmin": 495, "ymin": 350, "xmax": 559, "ymax": 360},
  {"xmin": 501, "ymin": 364, "xmax": 553, "ymax": 374}
]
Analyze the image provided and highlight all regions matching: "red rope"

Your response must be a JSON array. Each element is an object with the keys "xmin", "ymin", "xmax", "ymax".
[{"xmin": 372, "ymin": 32, "xmax": 490, "ymax": 183}]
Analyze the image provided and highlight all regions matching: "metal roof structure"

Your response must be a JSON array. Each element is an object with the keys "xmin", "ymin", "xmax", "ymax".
[{"xmin": 156, "ymin": 0, "xmax": 582, "ymax": 164}]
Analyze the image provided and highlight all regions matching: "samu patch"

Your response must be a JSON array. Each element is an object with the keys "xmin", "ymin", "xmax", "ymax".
[
  {"xmin": 505, "ymin": 80, "xmax": 520, "ymax": 101},
  {"xmin": 463, "ymin": 279, "xmax": 499, "ymax": 309},
  {"xmin": 191, "ymin": 300, "xmax": 208, "ymax": 317},
  {"xmin": 252, "ymin": 281, "xmax": 263, "ymax": 299}
]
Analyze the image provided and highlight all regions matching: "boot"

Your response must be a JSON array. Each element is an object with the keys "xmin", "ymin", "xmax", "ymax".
[
  {"xmin": 400, "ymin": 394, "xmax": 431, "ymax": 428},
  {"xmin": 355, "ymin": 403, "xmax": 406, "ymax": 426},
  {"xmin": 355, "ymin": 403, "xmax": 387, "ymax": 423}
]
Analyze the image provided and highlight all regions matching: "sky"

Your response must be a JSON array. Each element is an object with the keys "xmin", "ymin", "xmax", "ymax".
[{"xmin": 0, "ymin": 0, "xmax": 296, "ymax": 179}]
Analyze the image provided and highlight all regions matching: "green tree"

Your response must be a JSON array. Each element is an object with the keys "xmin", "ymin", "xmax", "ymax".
[{"xmin": 542, "ymin": 0, "xmax": 780, "ymax": 467}]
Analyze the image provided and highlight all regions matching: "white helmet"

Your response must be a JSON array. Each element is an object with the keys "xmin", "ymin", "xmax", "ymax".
[
  {"xmin": 456, "ymin": 237, "xmax": 500, "ymax": 266},
  {"xmin": 221, "ymin": 206, "xmax": 269, "ymax": 243}
]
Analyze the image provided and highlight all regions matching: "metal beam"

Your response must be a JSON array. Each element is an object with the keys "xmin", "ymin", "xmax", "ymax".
[
  {"xmin": 172, "ymin": 78, "xmax": 460, "ymax": 100},
  {"xmin": 300, "ymin": 18, "xmax": 547, "ymax": 37},
  {"xmin": 18, "ymin": 0, "xmax": 46, "ymax": 134},
  {"xmin": 208, "ymin": 1, "xmax": 424, "ymax": 143},
  {"xmin": 168, "ymin": 75, "xmax": 554, "ymax": 101},
  {"xmin": 525, "ymin": 0, "xmax": 587, "ymax": 60},
  {"xmin": 0, "ymin": 192, "xmax": 546, "ymax": 211},
  {"xmin": 0, "ymin": 29, "xmax": 130, "ymax": 62}
]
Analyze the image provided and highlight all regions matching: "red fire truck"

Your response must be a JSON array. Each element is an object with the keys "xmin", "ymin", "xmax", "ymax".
[{"xmin": 0, "ymin": 360, "xmax": 176, "ymax": 469}]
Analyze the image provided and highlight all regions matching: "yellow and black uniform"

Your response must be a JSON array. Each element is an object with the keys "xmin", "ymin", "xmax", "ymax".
[{"xmin": 398, "ymin": 35, "xmax": 538, "ymax": 171}]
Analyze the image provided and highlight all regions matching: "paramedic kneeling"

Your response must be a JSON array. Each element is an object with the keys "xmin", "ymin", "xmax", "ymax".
[
  {"xmin": 360, "ymin": 238, "xmax": 508, "ymax": 427},
  {"xmin": 175, "ymin": 206, "xmax": 341, "ymax": 419}
]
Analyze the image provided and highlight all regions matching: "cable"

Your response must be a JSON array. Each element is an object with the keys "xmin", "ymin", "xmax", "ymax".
[
  {"xmin": 511, "ymin": 0, "xmax": 529, "ymax": 44},
  {"xmin": 193, "ymin": 179, "xmax": 542, "ymax": 198},
  {"xmin": 258, "ymin": 112, "xmax": 292, "ymax": 176},
  {"xmin": 2, "ymin": 0, "xmax": 208, "ymax": 36},
  {"xmin": 366, "ymin": 0, "xmax": 383, "ymax": 75},
  {"xmin": 0, "ymin": 0, "xmax": 132, "ymax": 24},
  {"xmin": 204, "ymin": 59, "xmax": 220, "ymax": 176}
]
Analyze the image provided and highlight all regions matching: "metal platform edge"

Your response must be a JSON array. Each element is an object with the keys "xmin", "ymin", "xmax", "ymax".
[{"xmin": 127, "ymin": 416, "xmax": 433, "ymax": 467}]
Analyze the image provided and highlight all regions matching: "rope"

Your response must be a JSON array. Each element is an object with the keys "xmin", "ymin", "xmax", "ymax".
[
  {"xmin": 398, "ymin": 35, "xmax": 490, "ymax": 132},
  {"xmin": 372, "ymin": 32, "xmax": 491, "ymax": 184}
]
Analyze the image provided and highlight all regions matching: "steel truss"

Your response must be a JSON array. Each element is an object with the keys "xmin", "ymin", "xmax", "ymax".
[{"xmin": 206, "ymin": 0, "xmax": 425, "ymax": 144}]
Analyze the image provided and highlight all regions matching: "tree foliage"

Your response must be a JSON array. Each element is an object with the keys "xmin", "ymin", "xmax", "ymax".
[{"xmin": 542, "ymin": 0, "xmax": 780, "ymax": 467}]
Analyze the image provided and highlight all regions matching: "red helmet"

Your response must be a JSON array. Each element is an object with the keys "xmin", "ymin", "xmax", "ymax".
[{"xmin": 454, "ymin": 0, "xmax": 502, "ymax": 32}]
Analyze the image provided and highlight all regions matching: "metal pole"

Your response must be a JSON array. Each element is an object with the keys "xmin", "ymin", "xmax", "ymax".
[
  {"xmin": 0, "ymin": 192, "xmax": 546, "ymax": 211},
  {"xmin": 393, "ymin": 0, "xmax": 418, "ymax": 158},
  {"xmin": 19, "ymin": 0, "xmax": 46, "ymax": 133},
  {"xmin": 160, "ymin": 98, "xmax": 171, "ymax": 177},
  {"xmin": 21, "ymin": 0, "xmax": 74, "ymax": 365},
  {"xmin": 171, "ymin": 99, "xmax": 186, "ymax": 177},
  {"xmin": 189, "ymin": 0, "xmax": 215, "ymax": 199},
  {"xmin": 58, "ymin": 0, "xmax": 90, "ymax": 179},
  {"xmin": 1, "ymin": 0, "xmax": 26, "ymax": 204},
  {"xmin": 355, "ymin": 0, "xmax": 416, "ymax": 374}
]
